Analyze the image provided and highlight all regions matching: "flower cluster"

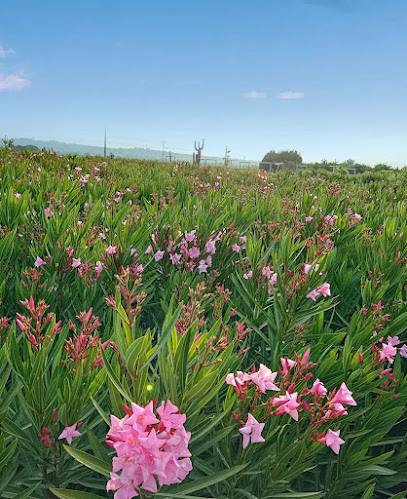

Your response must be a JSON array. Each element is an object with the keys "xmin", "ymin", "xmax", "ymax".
[
  {"xmin": 226, "ymin": 349, "xmax": 356, "ymax": 454},
  {"xmin": 106, "ymin": 401, "xmax": 192, "ymax": 498}
]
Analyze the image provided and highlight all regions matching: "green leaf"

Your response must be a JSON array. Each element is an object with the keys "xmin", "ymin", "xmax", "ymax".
[
  {"xmin": 50, "ymin": 489, "xmax": 106, "ymax": 499},
  {"xmin": 62, "ymin": 445, "xmax": 110, "ymax": 477}
]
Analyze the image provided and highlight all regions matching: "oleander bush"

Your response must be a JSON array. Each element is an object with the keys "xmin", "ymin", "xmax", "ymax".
[{"xmin": 1, "ymin": 147, "xmax": 407, "ymax": 498}]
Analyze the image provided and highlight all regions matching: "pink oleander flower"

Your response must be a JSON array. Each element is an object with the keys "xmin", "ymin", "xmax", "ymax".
[
  {"xmin": 231, "ymin": 243, "xmax": 240, "ymax": 252},
  {"xmin": 310, "ymin": 378, "xmax": 327, "ymax": 397},
  {"xmin": 226, "ymin": 371, "xmax": 251, "ymax": 388},
  {"xmin": 305, "ymin": 216, "xmax": 313, "ymax": 223},
  {"xmin": 399, "ymin": 344, "xmax": 407, "ymax": 358},
  {"xmin": 170, "ymin": 253, "xmax": 181, "ymax": 266},
  {"xmin": 243, "ymin": 270, "xmax": 253, "ymax": 280},
  {"xmin": 262, "ymin": 265, "xmax": 273, "ymax": 278},
  {"xmin": 274, "ymin": 392, "xmax": 300, "ymax": 421},
  {"xmin": 304, "ymin": 263, "xmax": 320, "ymax": 274},
  {"xmin": 95, "ymin": 261, "xmax": 103, "ymax": 275},
  {"xmin": 185, "ymin": 230, "xmax": 196, "ymax": 242},
  {"xmin": 189, "ymin": 246, "xmax": 200, "ymax": 259},
  {"xmin": 239, "ymin": 413, "xmax": 265, "ymax": 449},
  {"xmin": 154, "ymin": 250, "xmax": 164, "ymax": 262},
  {"xmin": 306, "ymin": 288, "xmax": 320, "ymax": 301},
  {"xmin": 198, "ymin": 260, "xmax": 208, "ymax": 274},
  {"xmin": 280, "ymin": 357, "xmax": 296, "ymax": 375},
  {"xmin": 387, "ymin": 336, "xmax": 401, "ymax": 346},
  {"xmin": 353, "ymin": 213, "xmax": 362, "ymax": 222},
  {"xmin": 72, "ymin": 258, "xmax": 81, "ymax": 268},
  {"xmin": 318, "ymin": 283, "xmax": 331, "ymax": 297},
  {"xmin": 268, "ymin": 273, "xmax": 278, "ymax": 293},
  {"xmin": 205, "ymin": 240, "xmax": 216, "ymax": 254},
  {"xmin": 106, "ymin": 245, "xmax": 117, "ymax": 255},
  {"xmin": 58, "ymin": 423, "xmax": 82, "ymax": 445},
  {"xmin": 106, "ymin": 400, "xmax": 192, "ymax": 498},
  {"xmin": 145, "ymin": 244, "xmax": 153, "ymax": 254},
  {"xmin": 323, "ymin": 429, "xmax": 345, "ymax": 454},
  {"xmin": 249, "ymin": 364, "xmax": 279, "ymax": 394},
  {"xmin": 34, "ymin": 256, "xmax": 46, "ymax": 268},
  {"xmin": 44, "ymin": 207, "xmax": 53, "ymax": 218},
  {"xmin": 380, "ymin": 342, "xmax": 397, "ymax": 364},
  {"xmin": 331, "ymin": 382, "xmax": 357, "ymax": 406}
]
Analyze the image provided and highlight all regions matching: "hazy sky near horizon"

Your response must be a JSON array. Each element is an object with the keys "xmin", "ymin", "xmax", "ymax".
[{"xmin": 1, "ymin": 0, "xmax": 407, "ymax": 165}]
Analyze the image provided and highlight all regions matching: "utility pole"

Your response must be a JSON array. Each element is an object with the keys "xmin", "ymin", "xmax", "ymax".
[
  {"xmin": 104, "ymin": 127, "xmax": 107, "ymax": 159},
  {"xmin": 224, "ymin": 146, "xmax": 230, "ymax": 167},
  {"xmin": 162, "ymin": 141, "xmax": 166, "ymax": 161}
]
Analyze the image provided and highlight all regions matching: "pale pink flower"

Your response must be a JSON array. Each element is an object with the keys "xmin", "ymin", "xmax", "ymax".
[
  {"xmin": 72, "ymin": 258, "xmax": 81, "ymax": 268},
  {"xmin": 226, "ymin": 371, "xmax": 250, "ymax": 388},
  {"xmin": 323, "ymin": 429, "xmax": 345, "ymax": 454},
  {"xmin": 205, "ymin": 240, "xmax": 216, "ymax": 254},
  {"xmin": 399, "ymin": 344, "xmax": 407, "ymax": 358},
  {"xmin": 262, "ymin": 265, "xmax": 273, "ymax": 278},
  {"xmin": 106, "ymin": 245, "xmax": 117, "ymax": 255},
  {"xmin": 58, "ymin": 424, "xmax": 81, "ymax": 445},
  {"xmin": 331, "ymin": 383, "xmax": 357, "ymax": 406},
  {"xmin": 353, "ymin": 213, "xmax": 362, "ymax": 222},
  {"xmin": 154, "ymin": 250, "xmax": 164, "ymax": 262},
  {"xmin": 44, "ymin": 207, "xmax": 53, "ymax": 218},
  {"xmin": 306, "ymin": 289, "xmax": 320, "ymax": 301},
  {"xmin": 239, "ymin": 413, "xmax": 265, "ymax": 449},
  {"xmin": 274, "ymin": 392, "xmax": 300, "ymax": 421},
  {"xmin": 231, "ymin": 243, "xmax": 240, "ymax": 252},
  {"xmin": 169, "ymin": 253, "xmax": 181, "ymax": 266},
  {"xmin": 198, "ymin": 260, "xmax": 208, "ymax": 274},
  {"xmin": 145, "ymin": 245, "xmax": 153, "ymax": 254},
  {"xmin": 95, "ymin": 261, "xmax": 103, "ymax": 275},
  {"xmin": 249, "ymin": 364, "xmax": 279, "ymax": 394},
  {"xmin": 243, "ymin": 270, "xmax": 253, "ymax": 280},
  {"xmin": 318, "ymin": 283, "xmax": 331, "ymax": 297},
  {"xmin": 189, "ymin": 246, "xmax": 200, "ymax": 259},
  {"xmin": 281, "ymin": 357, "xmax": 296, "ymax": 375},
  {"xmin": 310, "ymin": 378, "xmax": 327, "ymax": 397},
  {"xmin": 304, "ymin": 263, "xmax": 320, "ymax": 274},
  {"xmin": 305, "ymin": 216, "xmax": 313, "ymax": 223},
  {"xmin": 380, "ymin": 343, "xmax": 397, "ymax": 364},
  {"xmin": 387, "ymin": 336, "xmax": 401, "ymax": 346},
  {"xmin": 185, "ymin": 230, "xmax": 196, "ymax": 242},
  {"xmin": 268, "ymin": 273, "xmax": 278, "ymax": 293},
  {"xmin": 34, "ymin": 256, "xmax": 46, "ymax": 268}
]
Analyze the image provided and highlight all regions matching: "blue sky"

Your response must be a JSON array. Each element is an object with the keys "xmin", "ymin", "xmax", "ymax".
[{"xmin": 1, "ymin": 0, "xmax": 406, "ymax": 165}]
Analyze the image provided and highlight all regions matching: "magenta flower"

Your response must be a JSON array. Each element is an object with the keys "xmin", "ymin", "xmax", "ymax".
[
  {"xmin": 380, "ymin": 343, "xmax": 397, "ymax": 364},
  {"xmin": 331, "ymin": 382, "xmax": 357, "ymax": 406},
  {"xmin": 274, "ymin": 392, "xmax": 300, "ymax": 421},
  {"xmin": 239, "ymin": 413, "xmax": 265, "ymax": 449},
  {"xmin": 323, "ymin": 429, "xmax": 345, "ymax": 454},
  {"xmin": 154, "ymin": 250, "xmax": 164, "ymax": 262},
  {"xmin": 106, "ymin": 245, "xmax": 117, "ymax": 255},
  {"xmin": 310, "ymin": 378, "xmax": 327, "ymax": 397},
  {"xmin": 231, "ymin": 243, "xmax": 240, "ymax": 252},
  {"xmin": 249, "ymin": 364, "xmax": 279, "ymax": 394},
  {"xmin": 58, "ymin": 423, "xmax": 81, "ymax": 445},
  {"xmin": 72, "ymin": 258, "xmax": 81, "ymax": 268},
  {"xmin": 34, "ymin": 256, "xmax": 46, "ymax": 268}
]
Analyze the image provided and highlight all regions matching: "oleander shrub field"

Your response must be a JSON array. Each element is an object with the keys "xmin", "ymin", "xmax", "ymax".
[{"xmin": 2, "ymin": 148, "xmax": 407, "ymax": 499}]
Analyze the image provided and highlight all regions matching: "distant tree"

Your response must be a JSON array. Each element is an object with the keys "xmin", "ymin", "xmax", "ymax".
[
  {"xmin": 13, "ymin": 144, "xmax": 39, "ymax": 152},
  {"xmin": 261, "ymin": 150, "xmax": 303, "ymax": 171},
  {"xmin": 374, "ymin": 163, "xmax": 392, "ymax": 171},
  {"xmin": 2, "ymin": 136, "xmax": 14, "ymax": 148}
]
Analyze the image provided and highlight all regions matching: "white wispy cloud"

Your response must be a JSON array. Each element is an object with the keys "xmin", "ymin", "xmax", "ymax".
[
  {"xmin": 0, "ymin": 73, "xmax": 30, "ymax": 91},
  {"xmin": 278, "ymin": 91, "xmax": 304, "ymax": 99},
  {"xmin": 242, "ymin": 91, "xmax": 267, "ymax": 99},
  {"xmin": 0, "ymin": 46, "xmax": 15, "ymax": 58}
]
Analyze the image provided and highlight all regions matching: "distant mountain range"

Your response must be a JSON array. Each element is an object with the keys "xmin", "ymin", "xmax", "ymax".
[{"xmin": 13, "ymin": 138, "xmax": 259, "ymax": 168}]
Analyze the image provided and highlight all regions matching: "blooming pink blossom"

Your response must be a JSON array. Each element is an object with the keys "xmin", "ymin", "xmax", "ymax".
[
  {"xmin": 323, "ymin": 429, "xmax": 345, "ymax": 454},
  {"xmin": 304, "ymin": 263, "xmax": 320, "ymax": 274},
  {"xmin": 72, "ymin": 258, "xmax": 81, "ymax": 268},
  {"xmin": 380, "ymin": 343, "xmax": 397, "ymax": 364},
  {"xmin": 305, "ymin": 216, "xmax": 313, "ymax": 223},
  {"xmin": 306, "ymin": 289, "xmax": 320, "ymax": 301},
  {"xmin": 231, "ymin": 243, "xmax": 240, "ymax": 252},
  {"xmin": 44, "ymin": 207, "xmax": 53, "ymax": 218},
  {"xmin": 34, "ymin": 256, "xmax": 46, "ymax": 268},
  {"xmin": 185, "ymin": 230, "xmax": 196, "ymax": 242},
  {"xmin": 249, "ymin": 364, "xmax": 279, "ymax": 394},
  {"xmin": 399, "ymin": 344, "xmax": 407, "ymax": 358},
  {"xmin": 198, "ymin": 260, "xmax": 208, "ymax": 274},
  {"xmin": 353, "ymin": 213, "xmax": 362, "ymax": 222},
  {"xmin": 226, "ymin": 371, "xmax": 251, "ymax": 388},
  {"xmin": 95, "ymin": 261, "xmax": 103, "ymax": 275},
  {"xmin": 243, "ymin": 270, "xmax": 253, "ymax": 280},
  {"xmin": 145, "ymin": 245, "xmax": 153, "ymax": 254},
  {"xmin": 154, "ymin": 250, "xmax": 164, "ymax": 262},
  {"xmin": 170, "ymin": 253, "xmax": 181, "ymax": 266},
  {"xmin": 274, "ymin": 392, "xmax": 300, "ymax": 421},
  {"xmin": 189, "ymin": 246, "xmax": 200, "ymax": 259},
  {"xmin": 310, "ymin": 378, "xmax": 327, "ymax": 397},
  {"xmin": 268, "ymin": 273, "xmax": 278, "ymax": 293},
  {"xmin": 318, "ymin": 283, "xmax": 331, "ymax": 297},
  {"xmin": 239, "ymin": 413, "xmax": 265, "ymax": 449},
  {"xmin": 262, "ymin": 265, "xmax": 273, "ymax": 278},
  {"xmin": 331, "ymin": 383, "xmax": 357, "ymax": 406},
  {"xmin": 106, "ymin": 245, "xmax": 117, "ymax": 255},
  {"xmin": 58, "ymin": 424, "xmax": 81, "ymax": 445},
  {"xmin": 387, "ymin": 336, "xmax": 401, "ymax": 346},
  {"xmin": 280, "ymin": 357, "xmax": 296, "ymax": 375},
  {"xmin": 205, "ymin": 240, "xmax": 216, "ymax": 254}
]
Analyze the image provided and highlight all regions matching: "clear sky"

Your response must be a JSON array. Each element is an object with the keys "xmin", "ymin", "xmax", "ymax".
[{"xmin": 1, "ymin": 0, "xmax": 406, "ymax": 165}]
